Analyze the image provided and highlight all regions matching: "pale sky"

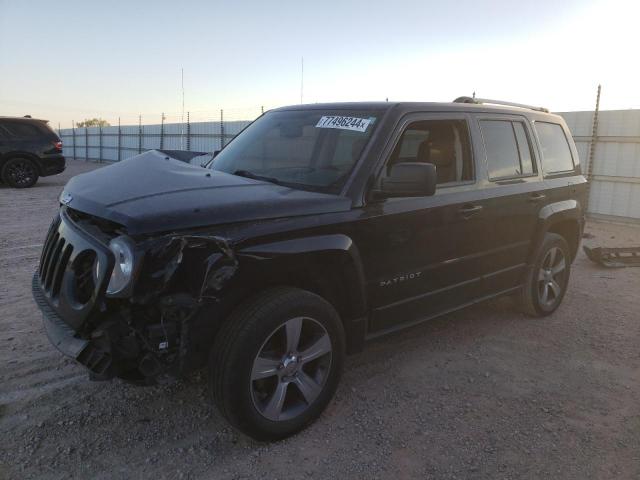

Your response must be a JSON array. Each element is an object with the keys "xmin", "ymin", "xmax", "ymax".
[{"xmin": 1, "ymin": 0, "xmax": 638, "ymax": 127}]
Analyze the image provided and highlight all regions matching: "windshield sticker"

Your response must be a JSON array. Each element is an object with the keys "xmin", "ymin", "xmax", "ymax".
[{"xmin": 316, "ymin": 116, "xmax": 372, "ymax": 132}]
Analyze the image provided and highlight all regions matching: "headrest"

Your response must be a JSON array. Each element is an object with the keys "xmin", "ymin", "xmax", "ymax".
[
  {"xmin": 428, "ymin": 138, "xmax": 454, "ymax": 167},
  {"xmin": 416, "ymin": 138, "xmax": 453, "ymax": 167},
  {"xmin": 417, "ymin": 140, "xmax": 431, "ymax": 163}
]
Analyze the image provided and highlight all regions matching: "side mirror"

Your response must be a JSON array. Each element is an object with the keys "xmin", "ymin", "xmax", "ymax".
[
  {"xmin": 378, "ymin": 162, "xmax": 437, "ymax": 198},
  {"xmin": 213, "ymin": 150, "xmax": 221, "ymax": 158}
]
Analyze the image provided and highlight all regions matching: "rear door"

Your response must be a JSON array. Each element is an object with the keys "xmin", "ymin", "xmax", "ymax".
[{"xmin": 471, "ymin": 114, "xmax": 545, "ymax": 294}]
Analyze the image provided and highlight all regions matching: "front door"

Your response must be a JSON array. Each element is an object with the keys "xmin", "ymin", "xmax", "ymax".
[{"xmin": 355, "ymin": 113, "xmax": 493, "ymax": 335}]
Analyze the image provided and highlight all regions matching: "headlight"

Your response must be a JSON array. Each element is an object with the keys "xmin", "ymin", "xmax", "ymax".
[{"xmin": 106, "ymin": 236, "xmax": 136, "ymax": 295}]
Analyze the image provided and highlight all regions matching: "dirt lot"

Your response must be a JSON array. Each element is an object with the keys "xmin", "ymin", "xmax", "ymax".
[{"xmin": 1, "ymin": 159, "xmax": 639, "ymax": 479}]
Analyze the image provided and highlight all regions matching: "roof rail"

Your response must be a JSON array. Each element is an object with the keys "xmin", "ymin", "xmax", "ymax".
[{"xmin": 453, "ymin": 96, "xmax": 549, "ymax": 113}]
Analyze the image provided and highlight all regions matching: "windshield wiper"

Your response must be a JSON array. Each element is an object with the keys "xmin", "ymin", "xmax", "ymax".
[{"xmin": 232, "ymin": 169, "xmax": 281, "ymax": 185}]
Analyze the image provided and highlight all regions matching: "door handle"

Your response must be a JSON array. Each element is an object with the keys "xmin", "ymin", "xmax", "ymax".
[
  {"xmin": 528, "ymin": 192, "xmax": 547, "ymax": 203},
  {"xmin": 459, "ymin": 204, "xmax": 483, "ymax": 219}
]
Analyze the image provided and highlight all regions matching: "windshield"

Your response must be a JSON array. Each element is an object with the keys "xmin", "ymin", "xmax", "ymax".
[{"xmin": 210, "ymin": 109, "xmax": 382, "ymax": 193}]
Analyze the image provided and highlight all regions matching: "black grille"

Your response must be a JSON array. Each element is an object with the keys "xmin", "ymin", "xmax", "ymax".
[
  {"xmin": 38, "ymin": 216, "xmax": 74, "ymax": 298},
  {"xmin": 34, "ymin": 209, "xmax": 112, "ymax": 332}
]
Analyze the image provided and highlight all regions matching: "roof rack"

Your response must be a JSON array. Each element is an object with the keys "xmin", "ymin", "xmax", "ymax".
[{"xmin": 453, "ymin": 96, "xmax": 549, "ymax": 113}]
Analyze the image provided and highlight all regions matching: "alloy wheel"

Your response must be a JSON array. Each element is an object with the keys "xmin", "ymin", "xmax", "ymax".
[
  {"xmin": 6, "ymin": 160, "xmax": 36, "ymax": 187},
  {"xmin": 250, "ymin": 316, "xmax": 332, "ymax": 421},
  {"xmin": 537, "ymin": 246, "xmax": 566, "ymax": 308}
]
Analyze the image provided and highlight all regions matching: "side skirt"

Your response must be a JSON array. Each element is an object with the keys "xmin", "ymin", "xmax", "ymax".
[{"xmin": 364, "ymin": 285, "xmax": 522, "ymax": 341}]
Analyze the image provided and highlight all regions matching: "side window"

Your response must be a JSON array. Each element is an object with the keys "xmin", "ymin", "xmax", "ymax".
[
  {"xmin": 385, "ymin": 119, "xmax": 473, "ymax": 185},
  {"xmin": 480, "ymin": 120, "xmax": 536, "ymax": 179},
  {"xmin": 513, "ymin": 123, "xmax": 534, "ymax": 175},
  {"xmin": 534, "ymin": 122, "xmax": 574, "ymax": 173},
  {"xmin": 3, "ymin": 122, "xmax": 41, "ymax": 138}
]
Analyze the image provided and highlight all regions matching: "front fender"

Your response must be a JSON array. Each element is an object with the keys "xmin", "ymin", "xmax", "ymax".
[
  {"xmin": 239, "ymin": 234, "xmax": 367, "ymax": 314},
  {"xmin": 238, "ymin": 234, "xmax": 368, "ymax": 352}
]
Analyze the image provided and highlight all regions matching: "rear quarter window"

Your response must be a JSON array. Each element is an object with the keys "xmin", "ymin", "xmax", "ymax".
[
  {"xmin": 534, "ymin": 122, "xmax": 574, "ymax": 174},
  {"xmin": 0, "ymin": 121, "xmax": 55, "ymax": 140}
]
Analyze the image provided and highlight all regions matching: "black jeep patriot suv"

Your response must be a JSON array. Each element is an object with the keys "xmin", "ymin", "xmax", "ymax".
[
  {"xmin": 32, "ymin": 98, "xmax": 586, "ymax": 440},
  {"xmin": 0, "ymin": 116, "xmax": 65, "ymax": 188}
]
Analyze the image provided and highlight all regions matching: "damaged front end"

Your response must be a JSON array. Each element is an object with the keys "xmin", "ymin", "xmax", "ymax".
[{"xmin": 32, "ymin": 207, "xmax": 239, "ymax": 384}]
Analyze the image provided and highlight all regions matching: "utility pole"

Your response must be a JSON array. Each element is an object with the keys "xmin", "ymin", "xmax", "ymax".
[{"xmin": 300, "ymin": 57, "xmax": 304, "ymax": 104}]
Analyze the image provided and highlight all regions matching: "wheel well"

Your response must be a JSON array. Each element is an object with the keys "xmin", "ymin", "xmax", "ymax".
[
  {"xmin": 231, "ymin": 254, "xmax": 365, "ymax": 352},
  {"xmin": 0, "ymin": 153, "xmax": 42, "ymax": 175},
  {"xmin": 275, "ymin": 259, "xmax": 355, "ymax": 322},
  {"xmin": 547, "ymin": 219, "xmax": 580, "ymax": 260}
]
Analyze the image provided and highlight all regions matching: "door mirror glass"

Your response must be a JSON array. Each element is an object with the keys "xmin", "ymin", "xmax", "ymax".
[{"xmin": 379, "ymin": 162, "xmax": 437, "ymax": 197}]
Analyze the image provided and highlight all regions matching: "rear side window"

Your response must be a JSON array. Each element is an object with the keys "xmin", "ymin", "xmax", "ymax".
[
  {"xmin": 480, "ymin": 120, "xmax": 536, "ymax": 179},
  {"xmin": 1, "ymin": 121, "xmax": 43, "ymax": 139},
  {"xmin": 535, "ymin": 122, "xmax": 574, "ymax": 173}
]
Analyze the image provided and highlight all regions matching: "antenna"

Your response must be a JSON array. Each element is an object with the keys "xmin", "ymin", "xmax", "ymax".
[{"xmin": 300, "ymin": 57, "xmax": 304, "ymax": 104}]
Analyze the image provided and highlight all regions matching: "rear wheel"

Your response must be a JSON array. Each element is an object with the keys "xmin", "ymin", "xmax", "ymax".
[
  {"xmin": 1, "ymin": 157, "xmax": 39, "ymax": 188},
  {"xmin": 210, "ymin": 287, "xmax": 345, "ymax": 441},
  {"xmin": 519, "ymin": 233, "xmax": 571, "ymax": 316}
]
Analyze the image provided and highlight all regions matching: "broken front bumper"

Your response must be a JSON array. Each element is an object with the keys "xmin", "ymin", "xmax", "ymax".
[{"xmin": 32, "ymin": 273, "xmax": 113, "ymax": 375}]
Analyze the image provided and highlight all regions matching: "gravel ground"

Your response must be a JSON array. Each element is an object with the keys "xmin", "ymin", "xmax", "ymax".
[{"xmin": 1, "ymin": 160, "xmax": 639, "ymax": 479}]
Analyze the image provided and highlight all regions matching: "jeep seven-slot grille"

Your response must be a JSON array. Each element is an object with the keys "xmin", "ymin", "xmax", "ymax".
[{"xmin": 38, "ymin": 216, "xmax": 74, "ymax": 298}]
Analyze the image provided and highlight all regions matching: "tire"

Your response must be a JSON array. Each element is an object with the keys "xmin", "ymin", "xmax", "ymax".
[
  {"xmin": 1, "ymin": 157, "xmax": 39, "ymax": 188},
  {"xmin": 519, "ymin": 232, "xmax": 571, "ymax": 317},
  {"xmin": 210, "ymin": 287, "xmax": 345, "ymax": 441}
]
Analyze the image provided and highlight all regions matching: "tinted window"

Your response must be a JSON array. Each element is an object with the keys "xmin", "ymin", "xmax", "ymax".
[
  {"xmin": 2, "ymin": 122, "xmax": 42, "ymax": 138},
  {"xmin": 535, "ymin": 122, "xmax": 574, "ymax": 173},
  {"xmin": 513, "ymin": 122, "xmax": 535, "ymax": 175},
  {"xmin": 481, "ymin": 120, "xmax": 520, "ymax": 178},
  {"xmin": 386, "ymin": 119, "xmax": 473, "ymax": 185},
  {"xmin": 481, "ymin": 120, "xmax": 536, "ymax": 179}
]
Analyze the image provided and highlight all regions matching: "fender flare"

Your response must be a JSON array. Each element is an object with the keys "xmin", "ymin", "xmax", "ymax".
[
  {"xmin": 238, "ymin": 234, "xmax": 368, "ymax": 352},
  {"xmin": 528, "ymin": 199, "xmax": 584, "ymax": 264}
]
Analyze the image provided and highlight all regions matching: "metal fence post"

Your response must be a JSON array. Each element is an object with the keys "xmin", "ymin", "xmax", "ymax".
[
  {"xmin": 220, "ymin": 109, "xmax": 224, "ymax": 149},
  {"xmin": 99, "ymin": 124, "xmax": 103, "ymax": 163},
  {"xmin": 138, "ymin": 115, "xmax": 142, "ymax": 154},
  {"xmin": 117, "ymin": 117, "xmax": 121, "ymax": 162},
  {"xmin": 585, "ymin": 84, "xmax": 601, "ymax": 214},
  {"xmin": 160, "ymin": 113, "xmax": 165, "ymax": 149},
  {"xmin": 72, "ymin": 121, "xmax": 76, "ymax": 160},
  {"xmin": 187, "ymin": 112, "xmax": 191, "ymax": 151},
  {"xmin": 85, "ymin": 127, "xmax": 88, "ymax": 161}
]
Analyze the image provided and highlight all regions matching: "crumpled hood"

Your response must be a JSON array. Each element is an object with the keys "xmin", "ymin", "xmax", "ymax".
[{"xmin": 61, "ymin": 150, "xmax": 352, "ymax": 235}]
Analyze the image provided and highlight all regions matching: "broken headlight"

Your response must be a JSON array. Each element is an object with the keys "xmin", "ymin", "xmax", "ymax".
[{"xmin": 106, "ymin": 236, "xmax": 136, "ymax": 296}]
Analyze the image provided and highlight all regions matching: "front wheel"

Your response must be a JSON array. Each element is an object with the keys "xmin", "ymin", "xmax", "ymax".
[
  {"xmin": 519, "ymin": 232, "xmax": 571, "ymax": 316},
  {"xmin": 210, "ymin": 287, "xmax": 345, "ymax": 441}
]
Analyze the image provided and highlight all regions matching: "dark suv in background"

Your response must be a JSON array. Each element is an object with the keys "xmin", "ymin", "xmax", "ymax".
[
  {"xmin": 0, "ymin": 116, "xmax": 65, "ymax": 188},
  {"xmin": 32, "ymin": 98, "xmax": 586, "ymax": 440}
]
